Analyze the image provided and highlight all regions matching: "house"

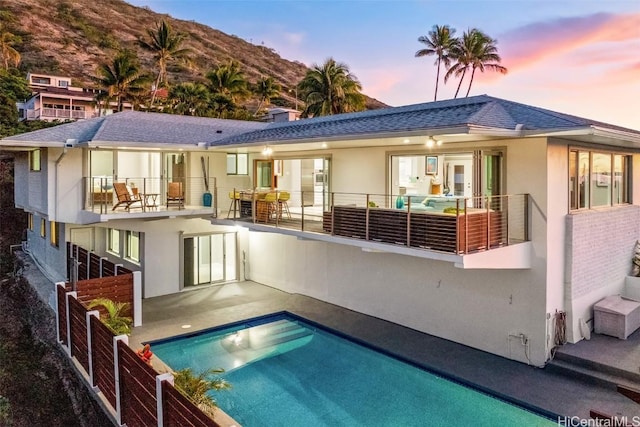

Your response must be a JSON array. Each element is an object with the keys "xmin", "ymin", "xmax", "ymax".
[
  {"xmin": 2, "ymin": 95, "xmax": 639, "ymax": 369},
  {"xmin": 17, "ymin": 73, "xmax": 132, "ymax": 122}
]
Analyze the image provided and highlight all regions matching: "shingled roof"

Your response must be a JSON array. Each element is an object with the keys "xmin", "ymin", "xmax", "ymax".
[
  {"xmin": 210, "ymin": 95, "xmax": 639, "ymax": 146},
  {"xmin": 2, "ymin": 111, "xmax": 267, "ymax": 146}
]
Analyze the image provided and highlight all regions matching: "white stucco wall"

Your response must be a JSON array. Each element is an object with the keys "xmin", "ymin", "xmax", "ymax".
[
  {"xmin": 247, "ymin": 232, "xmax": 548, "ymax": 366},
  {"xmin": 26, "ymin": 214, "xmax": 67, "ymax": 281}
]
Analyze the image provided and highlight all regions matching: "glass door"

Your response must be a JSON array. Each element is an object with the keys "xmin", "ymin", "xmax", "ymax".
[
  {"xmin": 255, "ymin": 160, "xmax": 274, "ymax": 189},
  {"xmin": 183, "ymin": 232, "xmax": 237, "ymax": 287}
]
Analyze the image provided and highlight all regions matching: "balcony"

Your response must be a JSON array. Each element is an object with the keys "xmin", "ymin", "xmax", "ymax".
[
  {"xmin": 81, "ymin": 176, "xmax": 217, "ymax": 223},
  {"xmin": 215, "ymin": 190, "xmax": 532, "ymax": 269},
  {"xmin": 25, "ymin": 108, "xmax": 91, "ymax": 121}
]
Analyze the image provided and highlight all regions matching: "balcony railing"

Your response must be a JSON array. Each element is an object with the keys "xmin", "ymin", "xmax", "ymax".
[
  {"xmin": 25, "ymin": 108, "xmax": 89, "ymax": 120},
  {"xmin": 84, "ymin": 176, "xmax": 217, "ymax": 214},
  {"xmin": 220, "ymin": 189, "xmax": 529, "ymax": 255}
]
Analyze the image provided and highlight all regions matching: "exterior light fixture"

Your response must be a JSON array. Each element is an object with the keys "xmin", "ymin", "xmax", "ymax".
[
  {"xmin": 403, "ymin": 139, "xmax": 410, "ymax": 144},
  {"xmin": 321, "ymin": 142, "xmax": 327, "ymax": 148},
  {"xmin": 436, "ymin": 140, "xmax": 443, "ymax": 146},
  {"xmin": 262, "ymin": 146, "xmax": 273, "ymax": 156},
  {"xmin": 425, "ymin": 137, "xmax": 435, "ymax": 148}
]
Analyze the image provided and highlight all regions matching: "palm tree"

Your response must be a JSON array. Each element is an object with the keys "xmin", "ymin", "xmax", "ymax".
[
  {"xmin": 94, "ymin": 51, "xmax": 148, "ymax": 112},
  {"xmin": 463, "ymin": 31, "xmax": 507, "ymax": 97},
  {"xmin": 139, "ymin": 20, "xmax": 191, "ymax": 105},
  {"xmin": 87, "ymin": 298, "xmax": 132, "ymax": 335},
  {"xmin": 205, "ymin": 60, "xmax": 249, "ymax": 103},
  {"xmin": 253, "ymin": 76, "xmax": 281, "ymax": 115},
  {"xmin": 297, "ymin": 58, "xmax": 365, "ymax": 117},
  {"xmin": 169, "ymin": 82, "xmax": 210, "ymax": 116},
  {"xmin": 0, "ymin": 23, "xmax": 21, "ymax": 70},
  {"xmin": 415, "ymin": 25, "xmax": 456, "ymax": 101},
  {"xmin": 443, "ymin": 29, "xmax": 477, "ymax": 98}
]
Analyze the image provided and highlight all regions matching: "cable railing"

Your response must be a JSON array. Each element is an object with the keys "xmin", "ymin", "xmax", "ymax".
[{"xmin": 220, "ymin": 189, "xmax": 529, "ymax": 255}]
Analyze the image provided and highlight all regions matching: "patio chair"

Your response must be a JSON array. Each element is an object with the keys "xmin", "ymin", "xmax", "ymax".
[
  {"xmin": 166, "ymin": 181, "xmax": 184, "ymax": 209},
  {"xmin": 112, "ymin": 182, "xmax": 143, "ymax": 211}
]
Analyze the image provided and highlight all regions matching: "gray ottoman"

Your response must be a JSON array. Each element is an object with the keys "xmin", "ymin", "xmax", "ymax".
[{"xmin": 594, "ymin": 295, "xmax": 640, "ymax": 339}]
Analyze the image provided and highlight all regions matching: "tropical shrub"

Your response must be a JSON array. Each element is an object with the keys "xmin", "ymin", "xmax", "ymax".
[
  {"xmin": 87, "ymin": 298, "xmax": 132, "ymax": 335},
  {"xmin": 173, "ymin": 368, "xmax": 231, "ymax": 418}
]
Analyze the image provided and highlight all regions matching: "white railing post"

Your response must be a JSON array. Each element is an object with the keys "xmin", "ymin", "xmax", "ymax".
[
  {"xmin": 133, "ymin": 271, "xmax": 142, "ymax": 327},
  {"xmin": 114, "ymin": 264, "xmax": 123, "ymax": 275},
  {"xmin": 65, "ymin": 291, "xmax": 78, "ymax": 356},
  {"xmin": 113, "ymin": 335, "xmax": 129, "ymax": 427},
  {"xmin": 55, "ymin": 282, "xmax": 66, "ymax": 344},
  {"xmin": 86, "ymin": 310, "xmax": 100, "ymax": 389},
  {"xmin": 99, "ymin": 257, "xmax": 107, "ymax": 278},
  {"xmin": 156, "ymin": 372, "xmax": 174, "ymax": 427}
]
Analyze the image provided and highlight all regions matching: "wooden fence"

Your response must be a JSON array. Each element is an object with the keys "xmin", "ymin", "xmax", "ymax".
[
  {"xmin": 67, "ymin": 242, "xmax": 133, "ymax": 280},
  {"xmin": 56, "ymin": 284, "xmax": 221, "ymax": 427}
]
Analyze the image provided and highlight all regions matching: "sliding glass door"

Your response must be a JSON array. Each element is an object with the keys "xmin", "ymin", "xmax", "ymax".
[{"xmin": 183, "ymin": 232, "xmax": 237, "ymax": 287}]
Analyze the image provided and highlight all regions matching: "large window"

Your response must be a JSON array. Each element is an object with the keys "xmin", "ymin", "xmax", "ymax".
[
  {"xmin": 227, "ymin": 153, "xmax": 248, "ymax": 175},
  {"xmin": 30, "ymin": 149, "xmax": 41, "ymax": 171},
  {"xmin": 107, "ymin": 228, "xmax": 120, "ymax": 255},
  {"xmin": 569, "ymin": 149, "xmax": 630, "ymax": 211},
  {"xmin": 125, "ymin": 231, "xmax": 140, "ymax": 263}
]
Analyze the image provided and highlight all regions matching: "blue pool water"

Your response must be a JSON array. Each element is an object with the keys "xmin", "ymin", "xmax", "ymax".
[{"xmin": 151, "ymin": 314, "xmax": 556, "ymax": 426}]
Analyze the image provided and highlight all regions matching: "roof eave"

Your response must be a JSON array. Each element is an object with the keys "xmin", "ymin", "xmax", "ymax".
[{"xmin": 87, "ymin": 140, "xmax": 211, "ymax": 151}]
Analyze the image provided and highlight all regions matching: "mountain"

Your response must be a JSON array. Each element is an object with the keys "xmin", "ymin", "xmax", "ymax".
[{"xmin": 3, "ymin": 0, "xmax": 388, "ymax": 111}]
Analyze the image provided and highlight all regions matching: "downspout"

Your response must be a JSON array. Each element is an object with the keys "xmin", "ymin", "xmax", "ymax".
[{"xmin": 54, "ymin": 147, "xmax": 68, "ymax": 222}]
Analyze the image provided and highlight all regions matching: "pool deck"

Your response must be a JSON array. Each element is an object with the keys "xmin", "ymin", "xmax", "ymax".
[{"xmin": 131, "ymin": 281, "xmax": 640, "ymax": 423}]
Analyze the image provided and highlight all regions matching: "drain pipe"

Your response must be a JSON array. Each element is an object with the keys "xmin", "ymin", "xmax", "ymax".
[{"xmin": 54, "ymin": 146, "xmax": 68, "ymax": 221}]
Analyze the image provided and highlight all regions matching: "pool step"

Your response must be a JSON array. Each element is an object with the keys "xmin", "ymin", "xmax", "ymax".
[
  {"xmin": 219, "ymin": 320, "xmax": 314, "ymax": 372},
  {"xmin": 546, "ymin": 351, "xmax": 640, "ymax": 390}
]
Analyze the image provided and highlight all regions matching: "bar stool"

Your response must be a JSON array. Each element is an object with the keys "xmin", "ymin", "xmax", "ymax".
[
  {"xmin": 227, "ymin": 191, "xmax": 241, "ymax": 218},
  {"xmin": 277, "ymin": 191, "xmax": 291, "ymax": 219}
]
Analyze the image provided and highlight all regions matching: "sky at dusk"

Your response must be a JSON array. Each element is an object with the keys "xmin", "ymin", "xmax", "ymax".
[{"xmin": 126, "ymin": 0, "xmax": 640, "ymax": 130}]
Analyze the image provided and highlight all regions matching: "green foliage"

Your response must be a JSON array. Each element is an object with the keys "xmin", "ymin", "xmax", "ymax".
[
  {"xmin": 56, "ymin": 2, "xmax": 117, "ymax": 49},
  {"xmin": 206, "ymin": 60, "xmax": 250, "ymax": 103},
  {"xmin": 173, "ymin": 368, "xmax": 231, "ymax": 418},
  {"xmin": 87, "ymin": 298, "xmax": 132, "ymax": 335},
  {"xmin": 442, "ymin": 206, "xmax": 460, "ymax": 214},
  {"xmin": 416, "ymin": 25, "xmax": 457, "ymax": 101},
  {"xmin": 169, "ymin": 82, "xmax": 210, "ymax": 116},
  {"xmin": 94, "ymin": 50, "xmax": 149, "ymax": 112},
  {"xmin": 298, "ymin": 58, "xmax": 365, "ymax": 117}
]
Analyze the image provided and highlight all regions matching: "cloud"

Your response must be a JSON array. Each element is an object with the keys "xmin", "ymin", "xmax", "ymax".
[{"xmin": 498, "ymin": 12, "xmax": 640, "ymax": 72}]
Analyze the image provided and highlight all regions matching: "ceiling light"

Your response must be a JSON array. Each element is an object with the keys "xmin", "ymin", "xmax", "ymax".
[
  {"xmin": 425, "ymin": 137, "xmax": 435, "ymax": 148},
  {"xmin": 436, "ymin": 140, "xmax": 443, "ymax": 146},
  {"xmin": 321, "ymin": 142, "xmax": 327, "ymax": 148},
  {"xmin": 262, "ymin": 146, "xmax": 273, "ymax": 156},
  {"xmin": 403, "ymin": 139, "xmax": 410, "ymax": 144}
]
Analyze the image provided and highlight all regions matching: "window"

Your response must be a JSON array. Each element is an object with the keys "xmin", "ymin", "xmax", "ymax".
[
  {"xmin": 32, "ymin": 77, "xmax": 51, "ymax": 85},
  {"xmin": 569, "ymin": 149, "xmax": 630, "ymax": 211},
  {"xmin": 40, "ymin": 218, "xmax": 46, "ymax": 238},
  {"xmin": 30, "ymin": 149, "xmax": 41, "ymax": 171},
  {"xmin": 125, "ymin": 231, "xmax": 140, "ymax": 262},
  {"xmin": 107, "ymin": 228, "xmax": 120, "ymax": 255},
  {"xmin": 28, "ymin": 213, "xmax": 33, "ymax": 231},
  {"xmin": 58, "ymin": 80, "xmax": 69, "ymax": 88},
  {"xmin": 50, "ymin": 221, "xmax": 59, "ymax": 247},
  {"xmin": 227, "ymin": 153, "xmax": 248, "ymax": 175}
]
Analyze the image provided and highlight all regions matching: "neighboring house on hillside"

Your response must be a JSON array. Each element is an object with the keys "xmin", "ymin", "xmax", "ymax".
[
  {"xmin": 2, "ymin": 95, "xmax": 640, "ymax": 369},
  {"xmin": 17, "ymin": 73, "xmax": 132, "ymax": 122}
]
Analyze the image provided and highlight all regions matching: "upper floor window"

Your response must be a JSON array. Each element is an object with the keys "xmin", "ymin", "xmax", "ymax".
[
  {"xmin": 227, "ymin": 153, "xmax": 248, "ymax": 175},
  {"xmin": 32, "ymin": 77, "xmax": 51, "ymax": 85},
  {"xmin": 58, "ymin": 80, "xmax": 69, "ymax": 88},
  {"xmin": 30, "ymin": 149, "xmax": 41, "ymax": 172},
  {"xmin": 569, "ymin": 149, "xmax": 630, "ymax": 211}
]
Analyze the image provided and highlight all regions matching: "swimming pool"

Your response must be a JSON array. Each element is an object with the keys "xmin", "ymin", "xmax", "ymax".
[{"xmin": 150, "ymin": 313, "xmax": 556, "ymax": 426}]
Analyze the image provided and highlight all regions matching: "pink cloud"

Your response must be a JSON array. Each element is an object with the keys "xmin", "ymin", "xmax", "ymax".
[{"xmin": 498, "ymin": 12, "xmax": 640, "ymax": 72}]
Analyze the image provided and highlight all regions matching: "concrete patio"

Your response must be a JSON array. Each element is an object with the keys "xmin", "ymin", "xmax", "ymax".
[{"xmin": 131, "ymin": 281, "xmax": 640, "ymax": 422}]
